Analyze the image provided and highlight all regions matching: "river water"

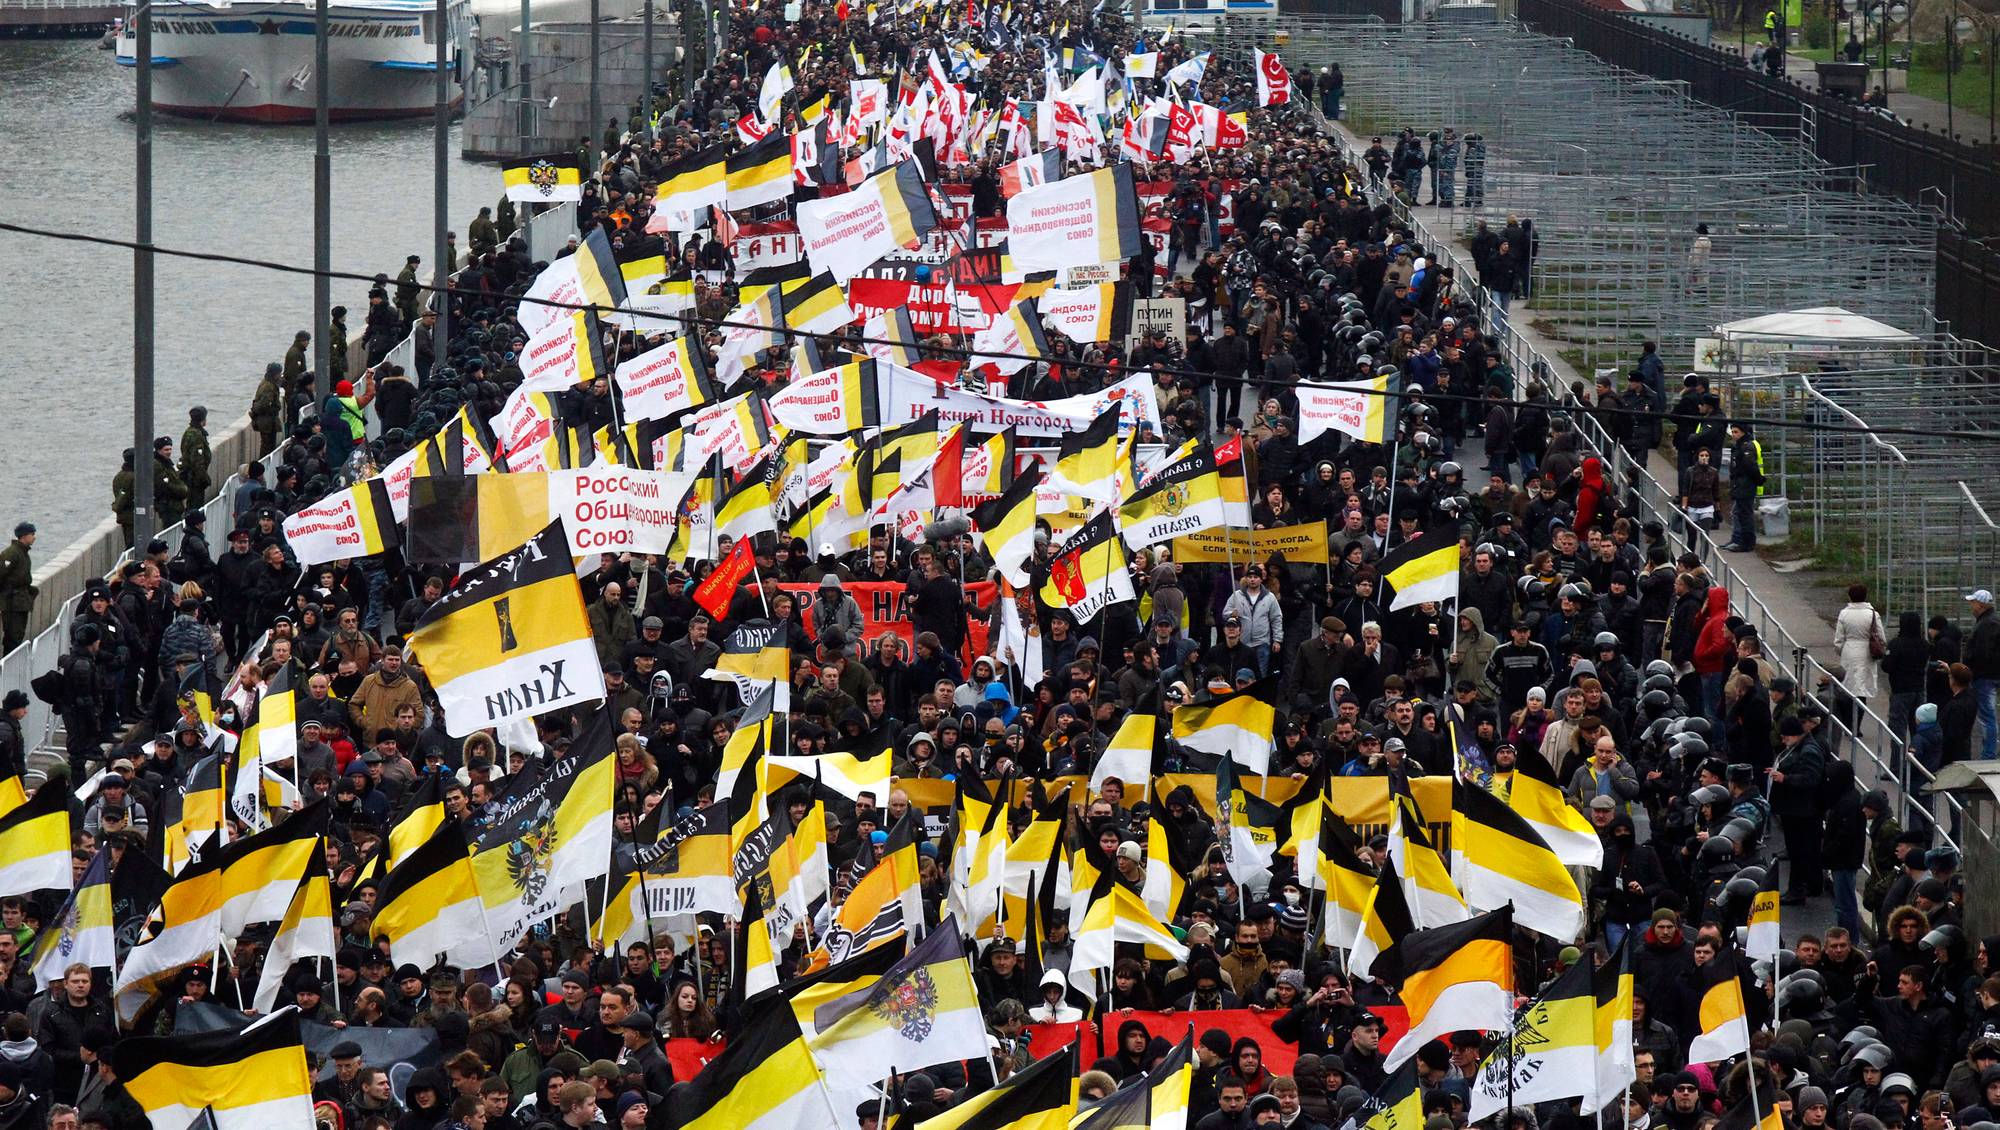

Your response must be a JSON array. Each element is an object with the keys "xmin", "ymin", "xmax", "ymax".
[{"xmin": 0, "ymin": 36, "xmax": 497, "ymax": 548}]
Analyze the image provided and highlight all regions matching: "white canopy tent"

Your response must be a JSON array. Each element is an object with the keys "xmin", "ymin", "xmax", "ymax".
[{"xmin": 1713, "ymin": 306, "xmax": 1921, "ymax": 345}]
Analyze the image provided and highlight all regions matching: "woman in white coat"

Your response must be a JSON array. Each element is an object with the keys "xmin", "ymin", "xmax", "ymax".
[{"xmin": 1831, "ymin": 582, "xmax": 1883, "ymax": 701}]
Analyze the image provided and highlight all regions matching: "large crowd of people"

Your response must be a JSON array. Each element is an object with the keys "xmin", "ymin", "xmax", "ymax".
[{"xmin": 7, "ymin": 0, "xmax": 2000, "ymax": 1129}]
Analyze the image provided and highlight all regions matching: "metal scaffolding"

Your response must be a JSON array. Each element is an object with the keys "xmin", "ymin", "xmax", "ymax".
[
  {"xmin": 1288, "ymin": 22, "xmax": 1939, "ymax": 375},
  {"xmin": 1215, "ymin": 15, "xmax": 1996, "ymax": 827},
  {"xmin": 1720, "ymin": 342, "xmax": 2000, "ymax": 619}
]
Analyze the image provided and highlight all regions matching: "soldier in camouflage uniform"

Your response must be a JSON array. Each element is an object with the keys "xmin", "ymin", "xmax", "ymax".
[
  {"xmin": 1463, "ymin": 132, "xmax": 1487, "ymax": 207},
  {"xmin": 179, "ymin": 406, "xmax": 213, "ymax": 505},
  {"xmin": 1435, "ymin": 128, "xmax": 1462, "ymax": 208}
]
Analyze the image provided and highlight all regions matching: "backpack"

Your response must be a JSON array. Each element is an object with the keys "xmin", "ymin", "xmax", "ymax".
[{"xmin": 31, "ymin": 657, "xmax": 67, "ymax": 709}]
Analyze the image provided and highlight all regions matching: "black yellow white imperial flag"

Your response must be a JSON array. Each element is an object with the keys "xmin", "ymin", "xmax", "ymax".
[
  {"xmin": 409, "ymin": 521, "xmax": 606, "ymax": 736},
  {"xmin": 1118, "ymin": 443, "xmax": 1228, "ymax": 550},
  {"xmin": 1378, "ymin": 526, "xmax": 1461, "ymax": 612},
  {"xmin": 502, "ymin": 153, "xmax": 583, "ymax": 203},
  {"xmin": 114, "ymin": 1010, "xmax": 315, "ymax": 1130}
]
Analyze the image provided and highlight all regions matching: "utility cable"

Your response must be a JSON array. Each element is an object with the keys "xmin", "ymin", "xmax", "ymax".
[{"xmin": 3, "ymin": 215, "xmax": 1995, "ymax": 446}]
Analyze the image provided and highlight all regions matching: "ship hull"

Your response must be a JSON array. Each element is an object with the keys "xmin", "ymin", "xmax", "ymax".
[{"xmin": 115, "ymin": 0, "xmax": 465, "ymax": 123}]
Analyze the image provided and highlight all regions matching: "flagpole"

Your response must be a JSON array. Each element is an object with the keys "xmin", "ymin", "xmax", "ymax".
[
  {"xmin": 878, "ymin": 1069, "xmax": 894, "ymax": 1130},
  {"xmin": 749, "ymin": 554, "xmax": 772, "ymax": 616},
  {"xmin": 1384, "ymin": 432, "xmax": 1403, "ymax": 540},
  {"xmin": 610, "ymin": 327, "xmax": 629, "ymax": 438},
  {"xmin": 974, "ymin": 951, "xmax": 1003, "ymax": 1084},
  {"xmin": 692, "ymin": 924, "xmax": 704, "ymax": 1009},
  {"xmin": 1745, "ymin": 1050, "xmax": 1763, "ymax": 1129}
]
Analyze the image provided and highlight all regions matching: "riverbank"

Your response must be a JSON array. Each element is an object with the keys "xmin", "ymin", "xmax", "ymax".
[{"xmin": 0, "ymin": 38, "xmax": 492, "ymax": 548}]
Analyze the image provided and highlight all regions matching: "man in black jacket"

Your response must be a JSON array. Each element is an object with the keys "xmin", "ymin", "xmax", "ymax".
[
  {"xmin": 1859, "ymin": 964, "xmax": 1955, "ymax": 1089},
  {"xmin": 213, "ymin": 527, "xmax": 259, "ymax": 662},
  {"xmin": 1209, "ymin": 323, "xmax": 1254, "ymax": 423},
  {"xmin": 60, "ymin": 628, "xmax": 106, "ymax": 783},
  {"xmin": 1461, "ymin": 548, "xmax": 1515, "ymax": 636},
  {"xmin": 1485, "ymin": 622, "xmax": 1552, "ymax": 720},
  {"xmin": 37, "ymin": 966, "xmax": 114, "ymax": 1099},
  {"xmin": 1722, "ymin": 422, "xmax": 1765, "ymax": 552},
  {"xmin": 611, "ymin": 1011, "xmax": 674, "ymax": 1099},
  {"xmin": 1591, "ymin": 814, "xmax": 1667, "ymax": 950},
  {"xmin": 1965, "ymin": 590, "xmax": 2000, "ymax": 761},
  {"xmin": 1770, "ymin": 718, "xmax": 1826, "ymax": 902}
]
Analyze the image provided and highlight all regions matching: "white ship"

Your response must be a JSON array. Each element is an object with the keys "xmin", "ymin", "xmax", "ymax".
[{"xmin": 115, "ymin": 0, "xmax": 470, "ymax": 123}]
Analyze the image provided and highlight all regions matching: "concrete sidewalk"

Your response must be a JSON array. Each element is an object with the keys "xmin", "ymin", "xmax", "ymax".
[{"xmin": 1719, "ymin": 38, "xmax": 1997, "ymax": 143}]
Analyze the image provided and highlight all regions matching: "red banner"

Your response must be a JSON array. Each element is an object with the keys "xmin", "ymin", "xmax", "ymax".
[
  {"xmin": 1025, "ymin": 1005, "xmax": 1410, "ymax": 1076},
  {"xmin": 775, "ymin": 580, "xmax": 996, "ymax": 663},
  {"xmin": 1026, "ymin": 1019, "xmax": 1099, "ymax": 1061},
  {"xmin": 665, "ymin": 1037, "xmax": 726, "ymax": 1080},
  {"xmin": 847, "ymin": 275, "xmax": 967, "ymax": 333}
]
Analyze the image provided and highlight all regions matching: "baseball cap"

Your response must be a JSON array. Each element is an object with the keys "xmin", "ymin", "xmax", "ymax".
[{"xmin": 1968, "ymin": 589, "xmax": 1995, "ymax": 604}]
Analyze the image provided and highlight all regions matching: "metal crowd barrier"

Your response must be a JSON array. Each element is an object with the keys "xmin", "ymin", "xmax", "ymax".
[
  {"xmin": 1318, "ymin": 120, "xmax": 1984, "ymax": 852},
  {"xmin": 0, "ymin": 451, "xmax": 283, "ymax": 764}
]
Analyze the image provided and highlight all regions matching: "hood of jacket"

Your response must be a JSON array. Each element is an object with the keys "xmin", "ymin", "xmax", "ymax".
[
  {"xmin": 467, "ymin": 1006, "xmax": 514, "ymax": 1034},
  {"xmin": 1703, "ymin": 587, "xmax": 1730, "ymax": 619},
  {"xmin": 0, "ymin": 1039, "xmax": 36, "ymax": 1064},
  {"xmin": 406, "ymin": 1067, "xmax": 451, "ymax": 1112}
]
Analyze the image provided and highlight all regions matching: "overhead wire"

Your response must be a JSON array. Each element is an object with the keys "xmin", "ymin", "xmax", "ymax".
[{"xmin": 3, "ymin": 214, "xmax": 1996, "ymax": 446}]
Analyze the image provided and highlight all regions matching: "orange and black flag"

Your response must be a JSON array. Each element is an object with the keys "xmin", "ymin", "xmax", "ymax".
[
  {"xmin": 1381, "ymin": 906, "xmax": 1516, "ymax": 1070},
  {"xmin": 1687, "ymin": 945, "xmax": 1752, "ymax": 1064},
  {"xmin": 1714, "ymin": 1081, "xmax": 1785, "ymax": 1130}
]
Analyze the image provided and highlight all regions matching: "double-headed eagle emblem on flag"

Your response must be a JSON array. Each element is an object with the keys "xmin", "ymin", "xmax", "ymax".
[
  {"xmin": 869, "ymin": 967, "xmax": 939, "ymax": 1041},
  {"xmin": 527, "ymin": 159, "xmax": 563, "ymax": 197}
]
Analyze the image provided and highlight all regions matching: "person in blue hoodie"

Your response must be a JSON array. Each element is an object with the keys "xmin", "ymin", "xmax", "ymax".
[{"xmin": 1910, "ymin": 702, "xmax": 1944, "ymax": 829}]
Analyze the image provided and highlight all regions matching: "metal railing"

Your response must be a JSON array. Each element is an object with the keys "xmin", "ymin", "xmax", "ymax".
[
  {"xmin": 1317, "ymin": 117, "xmax": 1983, "ymax": 851},
  {"xmin": 1711, "ymin": 351, "xmax": 2000, "ymax": 623},
  {"xmin": 0, "ymin": 453, "xmax": 274, "ymax": 768}
]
